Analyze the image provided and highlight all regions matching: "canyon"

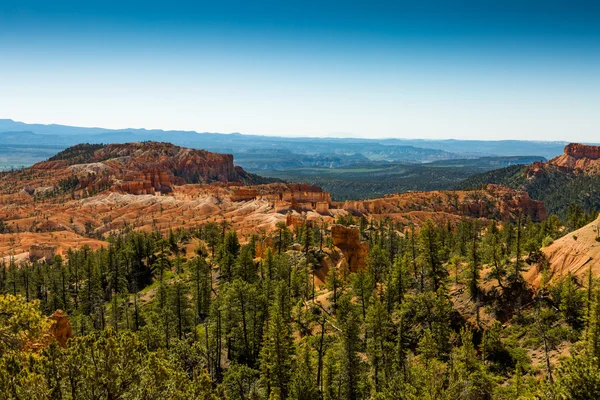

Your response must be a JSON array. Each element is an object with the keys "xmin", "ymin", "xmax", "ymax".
[{"xmin": 0, "ymin": 142, "xmax": 547, "ymax": 266}]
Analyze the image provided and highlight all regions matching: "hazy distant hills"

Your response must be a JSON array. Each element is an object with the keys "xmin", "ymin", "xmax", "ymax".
[
  {"xmin": 0, "ymin": 119, "xmax": 581, "ymax": 201},
  {"xmin": 0, "ymin": 131, "xmax": 66, "ymax": 145},
  {"xmin": 0, "ymin": 119, "xmax": 464, "ymax": 167},
  {"xmin": 0, "ymin": 119, "xmax": 571, "ymax": 162}
]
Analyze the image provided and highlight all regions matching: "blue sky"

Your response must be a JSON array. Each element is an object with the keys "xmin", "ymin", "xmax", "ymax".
[{"xmin": 1, "ymin": 0, "xmax": 599, "ymax": 141}]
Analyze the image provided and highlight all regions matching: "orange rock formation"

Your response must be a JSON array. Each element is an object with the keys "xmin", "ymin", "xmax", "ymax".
[
  {"xmin": 528, "ymin": 143, "xmax": 600, "ymax": 176},
  {"xmin": 29, "ymin": 243, "xmax": 57, "ymax": 262},
  {"xmin": 0, "ymin": 142, "xmax": 550, "ymax": 266},
  {"xmin": 526, "ymin": 215, "xmax": 600, "ymax": 287},
  {"xmin": 47, "ymin": 310, "xmax": 74, "ymax": 347},
  {"xmin": 564, "ymin": 143, "xmax": 600, "ymax": 160},
  {"xmin": 331, "ymin": 224, "xmax": 369, "ymax": 272},
  {"xmin": 337, "ymin": 184, "xmax": 546, "ymax": 222},
  {"xmin": 0, "ymin": 142, "xmax": 257, "ymax": 197}
]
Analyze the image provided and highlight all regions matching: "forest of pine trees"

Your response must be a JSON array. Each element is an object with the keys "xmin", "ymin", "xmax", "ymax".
[{"xmin": 2, "ymin": 212, "xmax": 600, "ymax": 399}]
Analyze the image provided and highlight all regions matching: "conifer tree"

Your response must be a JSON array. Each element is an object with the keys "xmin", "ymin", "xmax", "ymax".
[
  {"xmin": 365, "ymin": 296, "xmax": 394, "ymax": 393},
  {"xmin": 325, "ymin": 262, "xmax": 342, "ymax": 309},
  {"xmin": 289, "ymin": 344, "xmax": 319, "ymax": 400},
  {"xmin": 260, "ymin": 284, "xmax": 293, "ymax": 399},
  {"xmin": 484, "ymin": 221, "xmax": 506, "ymax": 289},
  {"xmin": 351, "ymin": 268, "xmax": 374, "ymax": 320},
  {"xmin": 191, "ymin": 256, "xmax": 212, "ymax": 323},
  {"xmin": 168, "ymin": 277, "xmax": 192, "ymax": 340},
  {"xmin": 335, "ymin": 295, "xmax": 363, "ymax": 400},
  {"xmin": 419, "ymin": 219, "xmax": 446, "ymax": 292},
  {"xmin": 587, "ymin": 287, "xmax": 600, "ymax": 363},
  {"xmin": 218, "ymin": 230, "xmax": 241, "ymax": 282}
]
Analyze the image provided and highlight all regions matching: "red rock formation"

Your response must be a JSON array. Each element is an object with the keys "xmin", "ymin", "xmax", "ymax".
[
  {"xmin": 564, "ymin": 143, "xmax": 600, "ymax": 160},
  {"xmin": 29, "ymin": 243, "xmax": 57, "ymax": 262},
  {"xmin": 338, "ymin": 185, "xmax": 546, "ymax": 222},
  {"xmin": 0, "ymin": 142, "xmax": 553, "ymax": 253},
  {"xmin": 286, "ymin": 213, "xmax": 309, "ymax": 230},
  {"xmin": 28, "ymin": 142, "xmax": 251, "ymax": 195},
  {"xmin": 526, "ymin": 161, "xmax": 546, "ymax": 179},
  {"xmin": 538, "ymin": 143, "xmax": 600, "ymax": 175},
  {"xmin": 315, "ymin": 202, "xmax": 329, "ymax": 214},
  {"xmin": 231, "ymin": 188, "xmax": 260, "ymax": 201},
  {"xmin": 47, "ymin": 310, "xmax": 73, "ymax": 347},
  {"xmin": 331, "ymin": 224, "xmax": 369, "ymax": 272},
  {"xmin": 280, "ymin": 184, "xmax": 331, "ymax": 205}
]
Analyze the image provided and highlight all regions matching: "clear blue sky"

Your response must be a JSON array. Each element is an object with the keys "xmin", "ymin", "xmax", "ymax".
[{"xmin": 1, "ymin": 0, "xmax": 599, "ymax": 141}]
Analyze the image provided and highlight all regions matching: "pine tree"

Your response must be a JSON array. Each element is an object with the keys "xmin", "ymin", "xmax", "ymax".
[
  {"xmin": 390, "ymin": 254, "xmax": 408, "ymax": 308},
  {"xmin": 222, "ymin": 362, "xmax": 260, "ymax": 400},
  {"xmin": 326, "ymin": 262, "xmax": 342, "ymax": 309},
  {"xmin": 447, "ymin": 328, "xmax": 494, "ymax": 400},
  {"xmin": 467, "ymin": 225, "xmax": 482, "ymax": 307},
  {"xmin": 168, "ymin": 277, "xmax": 192, "ymax": 341},
  {"xmin": 587, "ymin": 287, "xmax": 600, "ymax": 363},
  {"xmin": 224, "ymin": 278, "xmax": 265, "ymax": 366},
  {"xmin": 191, "ymin": 256, "xmax": 212, "ymax": 323},
  {"xmin": 218, "ymin": 230, "xmax": 241, "ymax": 282},
  {"xmin": 419, "ymin": 220, "xmax": 446, "ymax": 292},
  {"xmin": 351, "ymin": 268, "xmax": 373, "ymax": 320},
  {"xmin": 289, "ymin": 344, "xmax": 319, "ymax": 400},
  {"xmin": 365, "ymin": 296, "xmax": 394, "ymax": 394},
  {"xmin": 366, "ymin": 245, "xmax": 390, "ymax": 286},
  {"xmin": 336, "ymin": 295, "xmax": 363, "ymax": 400},
  {"xmin": 236, "ymin": 245, "xmax": 258, "ymax": 283},
  {"xmin": 511, "ymin": 213, "xmax": 525, "ymax": 286},
  {"xmin": 260, "ymin": 284, "xmax": 294, "ymax": 399},
  {"xmin": 484, "ymin": 221, "xmax": 506, "ymax": 289}
]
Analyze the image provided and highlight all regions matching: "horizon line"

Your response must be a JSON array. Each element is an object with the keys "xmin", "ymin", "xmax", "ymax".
[{"xmin": 1, "ymin": 118, "xmax": 584, "ymax": 144}]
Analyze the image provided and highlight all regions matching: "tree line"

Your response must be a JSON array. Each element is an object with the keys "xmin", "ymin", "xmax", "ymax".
[{"xmin": 1, "ymin": 214, "xmax": 600, "ymax": 399}]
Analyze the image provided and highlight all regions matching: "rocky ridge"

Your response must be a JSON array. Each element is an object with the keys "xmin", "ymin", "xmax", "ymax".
[
  {"xmin": 528, "ymin": 143, "xmax": 600, "ymax": 177},
  {"xmin": 0, "ymin": 142, "xmax": 548, "ymax": 266},
  {"xmin": 1, "ymin": 142, "xmax": 264, "ymax": 196},
  {"xmin": 338, "ymin": 184, "xmax": 546, "ymax": 223}
]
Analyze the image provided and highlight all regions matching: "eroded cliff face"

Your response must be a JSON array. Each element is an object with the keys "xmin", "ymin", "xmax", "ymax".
[
  {"xmin": 29, "ymin": 310, "xmax": 75, "ymax": 350},
  {"xmin": 531, "ymin": 143, "xmax": 600, "ymax": 175},
  {"xmin": 525, "ymin": 215, "xmax": 600, "ymax": 288},
  {"xmin": 0, "ymin": 142, "xmax": 552, "ymax": 272},
  {"xmin": 331, "ymin": 224, "xmax": 369, "ymax": 272},
  {"xmin": 5, "ymin": 142, "xmax": 248, "ymax": 196},
  {"xmin": 29, "ymin": 243, "xmax": 57, "ymax": 262},
  {"xmin": 0, "ymin": 180, "xmax": 547, "ymax": 262},
  {"xmin": 337, "ymin": 184, "xmax": 546, "ymax": 223},
  {"xmin": 231, "ymin": 183, "xmax": 331, "ymax": 212},
  {"xmin": 564, "ymin": 143, "xmax": 600, "ymax": 160},
  {"xmin": 87, "ymin": 143, "xmax": 241, "ymax": 193}
]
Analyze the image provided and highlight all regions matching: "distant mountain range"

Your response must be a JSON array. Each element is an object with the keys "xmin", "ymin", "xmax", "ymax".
[
  {"xmin": 3, "ymin": 119, "xmax": 596, "ymax": 203},
  {"xmin": 0, "ymin": 119, "xmax": 581, "ymax": 163}
]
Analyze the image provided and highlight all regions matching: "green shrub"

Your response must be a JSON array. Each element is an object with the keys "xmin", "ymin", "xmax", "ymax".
[{"xmin": 542, "ymin": 235, "xmax": 554, "ymax": 247}]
